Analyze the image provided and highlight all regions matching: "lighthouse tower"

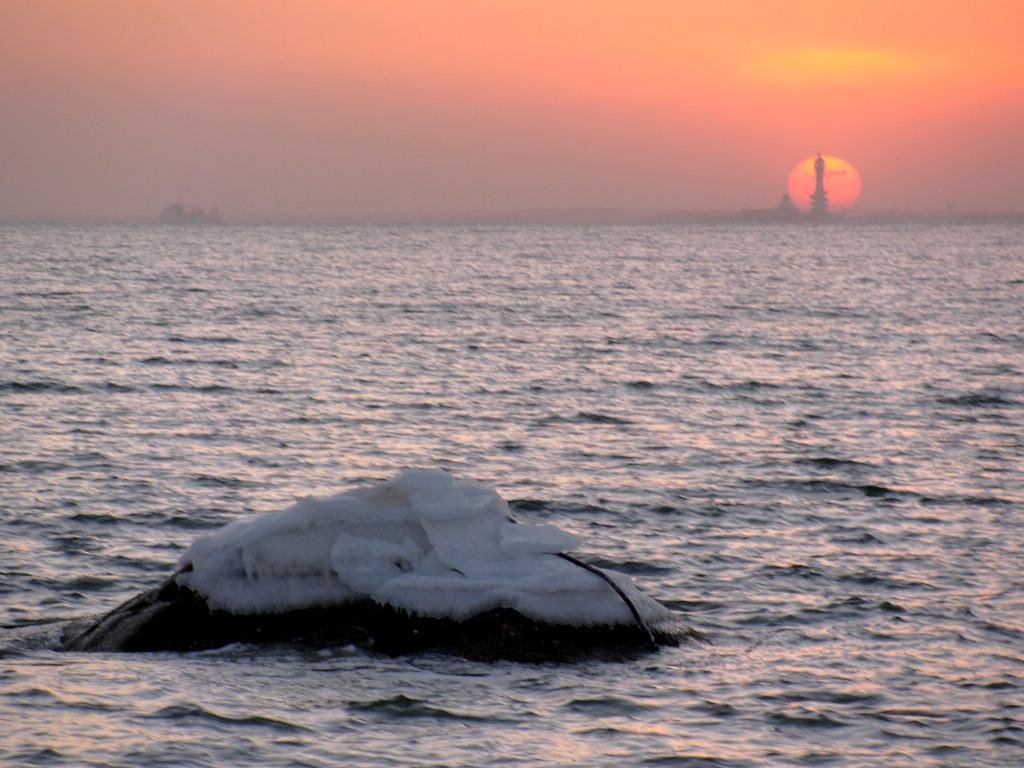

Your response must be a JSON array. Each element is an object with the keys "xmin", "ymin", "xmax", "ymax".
[{"xmin": 810, "ymin": 153, "xmax": 829, "ymax": 214}]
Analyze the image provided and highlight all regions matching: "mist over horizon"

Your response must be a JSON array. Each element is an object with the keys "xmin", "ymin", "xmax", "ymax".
[{"xmin": 3, "ymin": 1, "xmax": 1023, "ymax": 223}]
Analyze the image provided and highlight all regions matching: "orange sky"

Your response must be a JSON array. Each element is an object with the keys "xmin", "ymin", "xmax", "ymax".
[{"xmin": 2, "ymin": 0, "xmax": 1022, "ymax": 220}]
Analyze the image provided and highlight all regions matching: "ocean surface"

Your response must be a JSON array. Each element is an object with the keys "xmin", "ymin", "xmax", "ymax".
[{"xmin": 1, "ymin": 222, "xmax": 1022, "ymax": 767}]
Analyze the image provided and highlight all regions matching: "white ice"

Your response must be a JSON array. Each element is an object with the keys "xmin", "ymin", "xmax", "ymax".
[{"xmin": 178, "ymin": 469, "xmax": 673, "ymax": 627}]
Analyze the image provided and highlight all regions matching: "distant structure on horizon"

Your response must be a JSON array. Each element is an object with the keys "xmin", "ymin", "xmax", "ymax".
[
  {"xmin": 810, "ymin": 154, "xmax": 829, "ymax": 215},
  {"xmin": 161, "ymin": 204, "xmax": 222, "ymax": 224},
  {"xmin": 740, "ymin": 192, "xmax": 802, "ymax": 221}
]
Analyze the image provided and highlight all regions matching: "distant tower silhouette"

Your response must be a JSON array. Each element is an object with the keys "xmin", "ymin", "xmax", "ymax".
[{"xmin": 810, "ymin": 153, "xmax": 829, "ymax": 214}]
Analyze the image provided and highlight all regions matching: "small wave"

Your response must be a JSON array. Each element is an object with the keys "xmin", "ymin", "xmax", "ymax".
[
  {"xmin": 60, "ymin": 575, "xmax": 122, "ymax": 592},
  {"xmin": 166, "ymin": 334, "xmax": 242, "ymax": 344},
  {"xmin": 650, "ymin": 504, "xmax": 679, "ymax": 515},
  {"xmin": 6, "ymin": 749, "xmax": 67, "ymax": 765},
  {"xmin": 347, "ymin": 694, "xmax": 505, "ymax": 722},
  {"xmin": 99, "ymin": 381, "xmax": 139, "ymax": 393},
  {"xmin": 3, "ymin": 459, "xmax": 71, "ymax": 474},
  {"xmin": 526, "ymin": 500, "xmax": 609, "ymax": 520},
  {"xmin": 938, "ymin": 390, "xmax": 1020, "ymax": 407},
  {"xmin": 575, "ymin": 411, "xmax": 634, "ymax": 425},
  {"xmin": 403, "ymin": 401, "xmax": 455, "ymax": 410},
  {"xmin": 919, "ymin": 494, "xmax": 1015, "ymax": 508},
  {"xmin": 983, "ymin": 718, "xmax": 1024, "ymax": 743},
  {"xmin": 534, "ymin": 411, "xmax": 633, "ymax": 426},
  {"xmin": 165, "ymin": 513, "xmax": 236, "ymax": 529},
  {"xmin": 509, "ymin": 498, "xmax": 549, "ymax": 512},
  {"xmin": 54, "ymin": 696, "xmax": 125, "ymax": 714},
  {"xmin": 566, "ymin": 695, "xmax": 659, "ymax": 716},
  {"xmin": 192, "ymin": 473, "xmax": 255, "ymax": 489},
  {"xmin": 3, "ymin": 686, "xmax": 60, "ymax": 703},
  {"xmin": 797, "ymin": 456, "xmax": 872, "ymax": 470},
  {"xmin": 69, "ymin": 512, "xmax": 120, "ymax": 524},
  {"xmin": 53, "ymin": 533, "xmax": 97, "ymax": 555},
  {"xmin": 733, "ymin": 379, "xmax": 783, "ymax": 390},
  {"xmin": 770, "ymin": 478, "xmax": 913, "ymax": 500},
  {"xmin": 819, "ymin": 595, "xmax": 905, "ymax": 616},
  {"xmin": 766, "ymin": 705, "xmax": 849, "ymax": 729},
  {"xmin": 144, "ymin": 703, "xmax": 309, "ymax": 732},
  {"xmin": 143, "ymin": 356, "xmax": 240, "ymax": 369},
  {"xmin": 828, "ymin": 528, "xmax": 885, "ymax": 545},
  {"xmin": 757, "ymin": 563, "xmax": 824, "ymax": 580},
  {"xmin": 148, "ymin": 383, "xmax": 236, "ymax": 393},
  {"xmin": 870, "ymin": 707, "xmax": 955, "ymax": 730},
  {"xmin": 687, "ymin": 699, "xmax": 738, "ymax": 717},
  {"xmin": 13, "ymin": 290, "xmax": 76, "ymax": 298},
  {"xmin": 701, "ymin": 379, "xmax": 784, "ymax": 392},
  {"xmin": 966, "ymin": 617, "xmax": 1024, "ymax": 643},
  {"xmin": 595, "ymin": 558, "xmax": 675, "ymax": 576},
  {"xmin": 641, "ymin": 754, "xmax": 752, "ymax": 767},
  {"xmin": 663, "ymin": 598, "xmax": 726, "ymax": 613},
  {"xmin": 977, "ymin": 331, "xmax": 1024, "ymax": 347},
  {"xmin": 2, "ymin": 379, "xmax": 145, "ymax": 395},
  {"xmin": 0, "ymin": 380, "xmax": 82, "ymax": 394}
]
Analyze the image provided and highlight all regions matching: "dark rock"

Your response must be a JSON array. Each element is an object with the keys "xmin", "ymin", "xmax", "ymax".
[{"xmin": 61, "ymin": 566, "xmax": 703, "ymax": 661}]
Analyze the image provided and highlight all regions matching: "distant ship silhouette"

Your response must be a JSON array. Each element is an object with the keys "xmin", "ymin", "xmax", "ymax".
[{"xmin": 161, "ymin": 204, "xmax": 222, "ymax": 224}]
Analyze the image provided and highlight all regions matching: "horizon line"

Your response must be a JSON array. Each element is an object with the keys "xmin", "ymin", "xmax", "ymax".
[{"xmin": 2, "ymin": 206, "xmax": 1021, "ymax": 226}]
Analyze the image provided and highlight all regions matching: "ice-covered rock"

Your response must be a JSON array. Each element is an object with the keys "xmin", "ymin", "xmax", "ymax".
[{"xmin": 62, "ymin": 470, "xmax": 699, "ymax": 659}]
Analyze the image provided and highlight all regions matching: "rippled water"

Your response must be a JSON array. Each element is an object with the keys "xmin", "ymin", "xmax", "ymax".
[{"xmin": 2, "ymin": 223, "xmax": 1023, "ymax": 766}]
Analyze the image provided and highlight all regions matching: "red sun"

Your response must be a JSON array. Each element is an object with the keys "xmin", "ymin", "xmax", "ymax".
[{"xmin": 787, "ymin": 155, "xmax": 862, "ymax": 211}]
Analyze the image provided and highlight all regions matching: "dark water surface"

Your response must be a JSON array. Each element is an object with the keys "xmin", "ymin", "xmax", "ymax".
[{"xmin": 2, "ymin": 223, "xmax": 1022, "ymax": 766}]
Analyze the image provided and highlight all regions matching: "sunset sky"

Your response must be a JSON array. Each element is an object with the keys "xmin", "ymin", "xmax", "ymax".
[{"xmin": 2, "ymin": 0, "xmax": 1022, "ymax": 221}]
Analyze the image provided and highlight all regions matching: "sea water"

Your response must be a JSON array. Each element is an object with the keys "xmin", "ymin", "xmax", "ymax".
[{"xmin": 1, "ymin": 222, "xmax": 1022, "ymax": 767}]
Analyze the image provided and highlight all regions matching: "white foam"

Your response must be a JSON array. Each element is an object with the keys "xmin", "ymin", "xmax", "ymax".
[{"xmin": 177, "ymin": 469, "xmax": 672, "ymax": 627}]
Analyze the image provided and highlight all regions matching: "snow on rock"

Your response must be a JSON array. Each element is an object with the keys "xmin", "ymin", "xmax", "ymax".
[{"xmin": 176, "ymin": 469, "xmax": 672, "ymax": 628}]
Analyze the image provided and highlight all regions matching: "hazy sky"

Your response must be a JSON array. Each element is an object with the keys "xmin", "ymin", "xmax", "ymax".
[{"xmin": 3, "ymin": 0, "xmax": 1022, "ymax": 221}]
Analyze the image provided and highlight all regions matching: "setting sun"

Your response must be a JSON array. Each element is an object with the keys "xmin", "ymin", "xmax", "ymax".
[{"xmin": 788, "ymin": 155, "xmax": 862, "ymax": 212}]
